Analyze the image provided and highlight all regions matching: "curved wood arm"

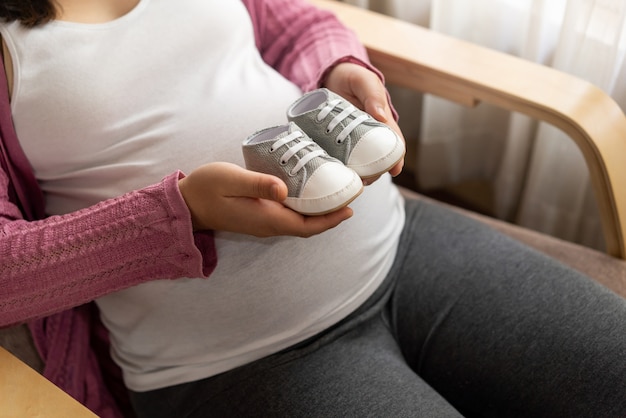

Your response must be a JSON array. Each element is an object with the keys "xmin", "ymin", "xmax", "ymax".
[
  {"xmin": 312, "ymin": 0, "xmax": 626, "ymax": 259},
  {"xmin": 0, "ymin": 347, "xmax": 97, "ymax": 417}
]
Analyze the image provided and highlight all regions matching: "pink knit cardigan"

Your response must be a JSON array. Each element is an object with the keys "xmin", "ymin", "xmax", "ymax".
[{"xmin": 0, "ymin": 0, "xmax": 376, "ymax": 416}]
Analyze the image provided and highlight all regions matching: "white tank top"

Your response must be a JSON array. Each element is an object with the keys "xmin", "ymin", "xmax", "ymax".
[{"xmin": 1, "ymin": 0, "xmax": 405, "ymax": 391}]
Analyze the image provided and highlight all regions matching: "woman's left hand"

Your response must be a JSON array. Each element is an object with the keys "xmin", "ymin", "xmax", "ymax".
[{"xmin": 323, "ymin": 62, "xmax": 405, "ymax": 182}]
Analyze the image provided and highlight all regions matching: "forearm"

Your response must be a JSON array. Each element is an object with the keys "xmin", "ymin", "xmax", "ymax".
[{"xmin": 0, "ymin": 172, "xmax": 215, "ymax": 326}]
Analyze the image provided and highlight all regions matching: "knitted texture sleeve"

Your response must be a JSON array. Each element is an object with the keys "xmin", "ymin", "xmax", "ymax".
[
  {"xmin": 242, "ymin": 0, "xmax": 380, "ymax": 92},
  {"xmin": 0, "ymin": 171, "xmax": 216, "ymax": 327}
]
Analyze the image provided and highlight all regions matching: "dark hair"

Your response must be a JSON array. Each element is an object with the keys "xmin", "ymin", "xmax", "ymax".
[{"xmin": 0, "ymin": 0, "xmax": 57, "ymax": 27}]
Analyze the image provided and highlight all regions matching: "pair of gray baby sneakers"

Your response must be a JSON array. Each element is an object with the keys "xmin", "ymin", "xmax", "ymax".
[{"xmin": 242, "ymin": 88, "xmax": 405, "ymax": 216}]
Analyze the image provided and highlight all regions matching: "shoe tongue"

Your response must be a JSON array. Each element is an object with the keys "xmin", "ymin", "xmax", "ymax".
[
  {"xmin": 307, "ymin": 88, "xmax": 338, "ymax": 112},
  {"xmin": 323, "ymin": 88, "xmax": 341, "ymax": 103},
  {"xmin": 319, "ymin": 89, "xmax": 348, "ymax": 115},
  {"xmin": 286, "ymin": 121, "xmax": 304, "ymax": 136}
]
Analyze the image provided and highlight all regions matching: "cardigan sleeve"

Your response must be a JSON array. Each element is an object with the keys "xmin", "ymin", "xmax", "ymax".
[
  {"xmin": 241, "ymin": 0, "xmax": 385, "ymax": 92},
  {"xmin": 0, "ymin": 171, "xmax": 216, "ymax": 327}
]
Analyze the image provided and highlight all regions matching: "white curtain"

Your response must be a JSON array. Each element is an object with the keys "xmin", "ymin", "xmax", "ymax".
[{"xmin": 343, "ymin": 0, "xmax": 626, "ymax": 251}]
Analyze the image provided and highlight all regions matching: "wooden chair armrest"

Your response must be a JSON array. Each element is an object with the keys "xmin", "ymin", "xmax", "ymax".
[
  {"xmin": 312, "ymin": 0, "xmax": 626, "ymax": 259},
  {"xmin": 0, "ymin": 346, "xmax": 97, "ymax": 417}
]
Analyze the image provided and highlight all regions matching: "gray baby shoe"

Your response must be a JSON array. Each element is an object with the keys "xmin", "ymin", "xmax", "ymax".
[
  {"xmin": 242, "ymin": 122, "xmax": 363, "ymax": 215},
  {"xmin": 287, "ymin": 88, "xmax": 405, "ymax": 180}
]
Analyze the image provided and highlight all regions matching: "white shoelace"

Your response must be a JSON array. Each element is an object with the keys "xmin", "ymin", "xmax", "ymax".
[
  {"xmin": 316, "ymin": 99, "xmax": 370, "ymax": 143},
  {"xmin": 270, "ymin": 131, "xmax": 325, "ymax": 175}
]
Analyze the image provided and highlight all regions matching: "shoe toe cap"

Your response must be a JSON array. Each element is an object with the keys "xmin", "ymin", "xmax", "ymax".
[
  {"xmin": 285, "ymin": 162, "xmax": 362, "ymax": 215},
  {"xmin": 301, "ymin": 162, "xmax": 359, "ymax": 199},
  {"xmin": 347, "ymin": 127, "xmax": 404, "ymax": 177}
]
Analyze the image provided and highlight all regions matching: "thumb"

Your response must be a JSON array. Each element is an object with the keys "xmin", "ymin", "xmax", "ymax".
[
  {"xmin": 352, "ymin": 83, "xmax": 391, "ymax": 124},
  {"xmin": 238, "ymin": 170, "xmax": 288, "ymax": 202},
  {"xmin": 363, "ymin": 93, "xmax": 391, "ymax": 124}
]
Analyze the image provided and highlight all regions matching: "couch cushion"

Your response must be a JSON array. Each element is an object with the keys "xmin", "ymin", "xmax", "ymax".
[{"xmin": 0, "ymin": 324, "xmax": 44, "ymax": 373}]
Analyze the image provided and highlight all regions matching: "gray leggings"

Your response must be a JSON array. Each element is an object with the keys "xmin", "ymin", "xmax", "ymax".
[{"xmin": 131, "ymin": 198, "xmax": 626, "ymax": 417}]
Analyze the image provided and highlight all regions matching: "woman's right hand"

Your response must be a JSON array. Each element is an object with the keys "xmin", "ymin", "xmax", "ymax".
[{"xmin": 178, "ymin": 162, "xmax": 353, "ymax": 238}]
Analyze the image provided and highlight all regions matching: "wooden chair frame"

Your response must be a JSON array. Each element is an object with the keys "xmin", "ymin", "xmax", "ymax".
[{"xmin": 313, "ymin": 0, "xmax": 626, "ymax": 260}]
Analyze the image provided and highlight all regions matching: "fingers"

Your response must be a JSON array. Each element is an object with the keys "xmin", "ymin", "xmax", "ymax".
[
  {"xmin": 216, "ymin": 163, "xmax": 288, "ymax": 202},
  {"xmin": 214, "ymin": 196, "xmax": 354, "ymax": 238},
  {"xmin": 289, "ymin": 206, "xmax": 354, "ymax": 237},
  {"xmin": 361, "ymin": 91, "xmax": 406, "ymax": 179},
  {"xmin": 240, "ymin": 171, "xmax": 287, "ymax": 202},
  {"xmin": 354, "ymin": 78, "xmax": 392, "ymax": 123},
  {"xmin": 388, "ymin": 159, "xmax": 405, "ymax": 177},
  {"xmin": 358, "ymin": 83, "xmax": 402, "ymax": 139},
  {"xmin": 180, "ymin": 162, "xmax": 354, "ymax": 237},
  {"xmin": 222, "ymin": 167, "xmax": 354, "ymax": 236},
  {"xmin": 341, "ymin": 64, "xmax": 393, "ymax": 124},
  {"xmin": 336, "ymin": 64, "xmax": 406, "ymax": 179},
  {"xmin": 253, "ymin": 205, "xmax": 354, "ymax": 238}
]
